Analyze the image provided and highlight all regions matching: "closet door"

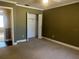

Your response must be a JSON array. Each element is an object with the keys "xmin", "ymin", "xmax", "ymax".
[{"xmin": 27, "ymin": 13, "xmax": 37, "ymax": 38}]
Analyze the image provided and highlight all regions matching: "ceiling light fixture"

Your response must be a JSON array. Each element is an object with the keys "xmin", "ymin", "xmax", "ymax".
[
  {"xmin": 43, "ymin": 0, "xmax": 48, "ymax": 4},
  {"xmin": 53, "ymin": 0, "xmax": 62, "ymax": 2}
]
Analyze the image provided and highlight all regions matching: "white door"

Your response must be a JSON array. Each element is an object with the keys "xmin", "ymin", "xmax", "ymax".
[
  {"xmin": 38, "ymin": 14, "xmax": 42, "ymax": 39},
  {"xmin": 27, "ymin": 13, "xmax": 37, "ymax": 38}
]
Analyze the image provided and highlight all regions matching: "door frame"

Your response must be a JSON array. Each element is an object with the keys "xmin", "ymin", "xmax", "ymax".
[
  {"xmin": 0, "ymin": 6, "xmax": 15, "ymax": 45},
  {"xmin": 27, "ymin": 12, "xmax": 43, "ymax": 39},
  {"xmin": 38, "ymin": 14, "xmax": 43, "ymax": 39},
  {"xmin": 27, "ymin": 13, "xmax": 37, "ymax": 39}
]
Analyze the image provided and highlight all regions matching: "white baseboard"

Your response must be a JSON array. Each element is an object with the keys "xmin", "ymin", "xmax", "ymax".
[
  {"xmin": 14, "ymin": 39, "xmax": 27, "ymax": 45},
  {"xmin": 43, "ymin": 36, "xmax": 79, "ymax": 51}
]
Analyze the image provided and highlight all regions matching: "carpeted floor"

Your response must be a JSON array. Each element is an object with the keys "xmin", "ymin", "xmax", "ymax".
[{"xmin": 0, "ymin": 38, "xmax": 79, "ymax": 59}]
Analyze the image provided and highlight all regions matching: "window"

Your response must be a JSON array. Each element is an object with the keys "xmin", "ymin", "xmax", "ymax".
[{"xmin": 0, "ymin": 15, "xmax": 4, "ymax": 28}]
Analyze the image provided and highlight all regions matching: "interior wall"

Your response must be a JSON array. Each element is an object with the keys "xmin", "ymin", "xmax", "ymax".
[
  {"xmin": 43, "ymin": 3, "xmax": 79, "ymax": 47},
  {"xmin": 15, "ymin": 6, "xmax": 42, "ymax": 42},
  {"xmin": 0, "ymin": 1, "xmax": 42, "ymax": 43}
]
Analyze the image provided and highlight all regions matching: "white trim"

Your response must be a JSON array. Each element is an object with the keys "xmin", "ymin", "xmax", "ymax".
[
  {"xmin": 14, "ymin": 39, "xmax": 27, "ymax": 45},
  {"xmin": 16, "ymin": 4, "xmax": 44, "ymax": 11},
  {"xmin": 0, "ymin": 6, "xmax": 15, "ymax": 45},
  {"xmin": 43, "ymin": 36, "xmax": 79, "ymax": 51},
  {"xmin": 0, "ymin": 0, "xmax": 79, "ymax": 10},
  {"xmin": 0, "ymin": 0, "xmax": 43, "ymax": 10},
  {"xmin": 0, "ymin": 0, "xmax": 17, "ymax": 4},
  {"xmin": 27, "ymin": 13, "xmax": 43, "ymax": 39},
  {"xmin": 38, "ymin": 14, "xmax": 43, "ymax": 39},
  {"xmin": 11, "ymin": 7, "xmax": 15, "ymax": 45},
  {"xmin": 0, "ymin": 6, "xmax": 13, "ymax": 9},
  {"xmin": 46, "ymin": 0, "xmax": 79, "ymax": 10}
]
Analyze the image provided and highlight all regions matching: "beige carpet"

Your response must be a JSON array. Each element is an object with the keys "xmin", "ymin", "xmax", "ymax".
[{"xmin": 0, "ymin": 39, "xmax": 79, "ymax": 59}]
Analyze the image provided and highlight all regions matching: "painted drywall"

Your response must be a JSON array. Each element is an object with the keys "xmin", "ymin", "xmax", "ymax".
[
  {"xmin": 15, "ymin": 6, "xmax": 42, "ymax": 42},
  {"xmin": 0, "ymin": 1, "xmax": 42, "ymax": 42},
  {"xmin": 43, "ymin": 3, "xmax": 79, "ymax": 47}
]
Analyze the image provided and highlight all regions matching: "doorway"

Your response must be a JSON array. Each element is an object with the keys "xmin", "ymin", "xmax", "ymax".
[
  {"xmin": 27, "ymin": 13, "xmax": 42, "ymax": 41},
  {"xmin": 27, "ymin": 13, "xmax": 37, "ymax": 39},
  {"xmin": 0, "ymin": 6, "xmax": 14, "ymax": 48}
]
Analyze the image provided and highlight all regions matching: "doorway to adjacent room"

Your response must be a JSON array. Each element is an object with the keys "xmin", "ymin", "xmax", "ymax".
[{"xmin": 0, "ymin": 6, "xmax": 14, "ymax": 48}]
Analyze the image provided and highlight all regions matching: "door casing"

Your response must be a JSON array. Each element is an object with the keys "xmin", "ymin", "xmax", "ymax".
[
  {"xmin": 27, "ymin": 13, "xmax": 43, "ymax": 39},
  {"xmin": 0, "ymin": 6, "xmax": 15, "ymax": 45}
]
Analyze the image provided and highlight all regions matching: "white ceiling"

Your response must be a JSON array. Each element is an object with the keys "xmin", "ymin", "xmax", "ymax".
[{"xmin": 5, "ymin": 0, "xmax": 79, "ymax": 10}]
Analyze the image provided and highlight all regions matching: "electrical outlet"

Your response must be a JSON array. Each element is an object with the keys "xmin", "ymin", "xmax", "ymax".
[
  {"xmin": 22, "ymin": 35, "xmax": 24, "ymax": 38},
  {"xmin": 52, "ymin": 35, "xmax": 55, "ymax": 38}
]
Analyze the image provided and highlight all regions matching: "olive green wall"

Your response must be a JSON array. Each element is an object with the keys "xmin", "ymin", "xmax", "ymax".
[
  {"xmin": 43, "ymin": 3, "xmax": 79, "ymax": 47},
  {"xmin": 0, "ymin": 1, "xmax": 42, "ymax": 42},
  {"xmin": 15, "ymin": 6, "xmax": 42, "ymax": 42}
]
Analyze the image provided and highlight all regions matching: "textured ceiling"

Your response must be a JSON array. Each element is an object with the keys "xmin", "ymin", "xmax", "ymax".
[{"xmin": 6, "ymin": 0, "xmax": 79, "ymax": 10}]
